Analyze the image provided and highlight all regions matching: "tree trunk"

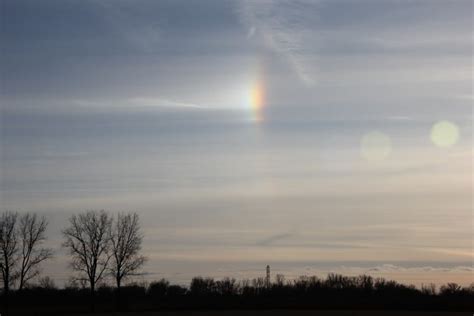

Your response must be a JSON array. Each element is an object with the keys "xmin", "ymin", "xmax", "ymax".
[
  {"xmin": 3, "ymin": 265, "xmax": 10, "ymax": 316},
  {"xmin": 4, "ymin": 260, "xmax": 9, "ymax": 294},
  {"xmin": 116, "ymin": 274, "xmax": 121, "ymax": 289},
  {"xmin": 19, "ymin": 258, "xmax": 26, "ymax": 291},
  {"xmin": 116, "ymin": 275, "xmax": 121, "ymax": 311},
  {"xmin": 19, "ymin": 275, "xmax": 24, "ymax": 291},
  {"xmin": 90, "ymin": 281, "xmax": 95, "ymax": 312}
]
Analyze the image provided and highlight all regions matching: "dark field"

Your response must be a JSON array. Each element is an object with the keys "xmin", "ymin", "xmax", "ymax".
[{"xmin": 75, "ymin": 311, "xmax": 471, "ymax": 316}]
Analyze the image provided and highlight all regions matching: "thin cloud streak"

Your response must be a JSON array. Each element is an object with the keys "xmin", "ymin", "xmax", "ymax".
[{"xmin": 67, "ymin": 97, "xmax": 207, "ymax": 111}]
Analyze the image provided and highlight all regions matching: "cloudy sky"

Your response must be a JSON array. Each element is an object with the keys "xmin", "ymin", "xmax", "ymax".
[{"xmin": 1, "ymin": 0, "xmax": 472, "ymax": 286}]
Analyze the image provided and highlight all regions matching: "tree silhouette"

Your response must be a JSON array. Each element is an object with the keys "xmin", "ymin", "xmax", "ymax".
[
  {"xmin": 17, "ymin": 213, "xmax": 53, "ymax": 290},
  {"xmin": 0, "ymin": 211, "xmax": 19, "ymax": 296},
  {"xmin": 62, "ymin": 210, "xmax": 112, "ymax": 310},
  {"xmin": 109, "ymin": 212, "xmax": 146, "ymax": 290},
  {"xmin": 109, "ymin": 212, "xmax": 146, "ymax": 311}
]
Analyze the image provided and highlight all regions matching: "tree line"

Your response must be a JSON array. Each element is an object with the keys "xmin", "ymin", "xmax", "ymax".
[
  {"xmin": 1, "ymin": 210, "xmax": 473, "ymax": 315},
  {"xmin": 1, "ymin": 210, "xmax": 146, "ymax": 313},
  {"xmin": 0, "ymin": 212, "xmax": 52, "ymax": 294},
  {"xmin": 3, "ymin": 271, "xmax": 473, "ymax": 314}
]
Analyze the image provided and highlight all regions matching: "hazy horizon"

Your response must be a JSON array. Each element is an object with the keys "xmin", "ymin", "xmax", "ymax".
[{"xmin": 1, "ymin": 0, "xmax": 472, "ymax": 287}]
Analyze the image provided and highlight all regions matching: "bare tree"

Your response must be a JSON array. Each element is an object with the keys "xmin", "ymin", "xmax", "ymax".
[
  {"xmin": 62, "ymin": 210, "xmax": 112, "ymax": 300},
  {"xmin": 17, "ymin": 213, "xmax": 53, "ymax": 290},
  {"xmin": 37, "ymin": 276, "xmax": 56, "ymax": 289},
  {"xmin": 110, "ymin": 213, "xmax": 146, "ymax": 289},
  {"xmin": 0, "ymin": 211, "xmax": 19, "ymax": 295}
]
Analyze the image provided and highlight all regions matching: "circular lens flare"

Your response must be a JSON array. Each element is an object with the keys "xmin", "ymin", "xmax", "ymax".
[
  {"xmin": 360, "ymin": 131, "xmax": 392, "ymax": 162},
  {"xmin": 430, "ymin": 120, "xmax": 460, "ymax": 148}
]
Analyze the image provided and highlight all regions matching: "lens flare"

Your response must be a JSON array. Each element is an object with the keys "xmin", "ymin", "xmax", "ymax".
[
  {"xmin": 360, "ymin": 131, "xmax": 392, "ymax": 162},
  {"xmin": 430, "ymin": 120, "xmax": 460, "ymax": 148}
]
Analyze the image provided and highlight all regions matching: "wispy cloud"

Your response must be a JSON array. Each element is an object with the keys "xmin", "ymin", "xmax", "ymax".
[
  {"xmin": 127, "ymin": 97, "xmax": 205, "ymax": 109},
  {"xmin": 69, "ymin": 97, "xmax": 206, "ymax": 110},
  {"xmin": 363, "ymin": 264, "xmax": 474, "ymax": 274},
  {"xmin": 256, "ymin": 232, "xmax": 295, "ymax": 246},
  {"xmin": 95, "ymin": 0, "xmax": 161, "ymax": 53},
  {"xmin": 237, "ymin": 0, "xmax": 321, "ymax": 85}
]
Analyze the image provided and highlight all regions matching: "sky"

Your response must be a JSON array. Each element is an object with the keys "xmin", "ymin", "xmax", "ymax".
[{"xmin": 0, "ymin": 0, "xmax": 473, "ymax": 286}]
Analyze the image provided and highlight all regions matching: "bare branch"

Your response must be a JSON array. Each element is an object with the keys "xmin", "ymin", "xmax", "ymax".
[
  {"xmin": 0, "ymin": 211, "xmax": 19, "ymax": 293},
  {"xmin": 62, "ymin": 210, "xmax": 112, "ymax": 293},
  {"xmin": 18, "ymin": 213, "xmax": 53, "ymax": 290},
  {"xmin": 109, "ymin": 212, "xmax": 147, "ymax": 288}
]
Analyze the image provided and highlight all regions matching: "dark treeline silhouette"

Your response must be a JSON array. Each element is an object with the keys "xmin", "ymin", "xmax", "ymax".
[
  {"xmin": 1, "ymin": 210, "xmax": 473, "ymax": 315},
  {"xmin": 2, "ymin": 274, "xmax": 473, "ymax": 315}
]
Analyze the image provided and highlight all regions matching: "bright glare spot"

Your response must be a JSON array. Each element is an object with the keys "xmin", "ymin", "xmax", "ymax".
[
  {"xmin": 360, "ymin": 131, "xmax": 392, "ymax": 162},
  {"xmin": 430, "ymin": 120, "xmax": 460, "ymax": 148}
]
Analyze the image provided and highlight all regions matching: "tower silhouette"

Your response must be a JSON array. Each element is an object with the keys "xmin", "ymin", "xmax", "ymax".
[{"xmin": 265, "ymin": 265, "xmax": 271, "ymax": 287}]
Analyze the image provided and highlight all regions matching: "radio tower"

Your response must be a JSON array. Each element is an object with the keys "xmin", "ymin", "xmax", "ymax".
[{"xmin": 265, "ymin": 265, "xmax": 271, "ymax": 287}]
